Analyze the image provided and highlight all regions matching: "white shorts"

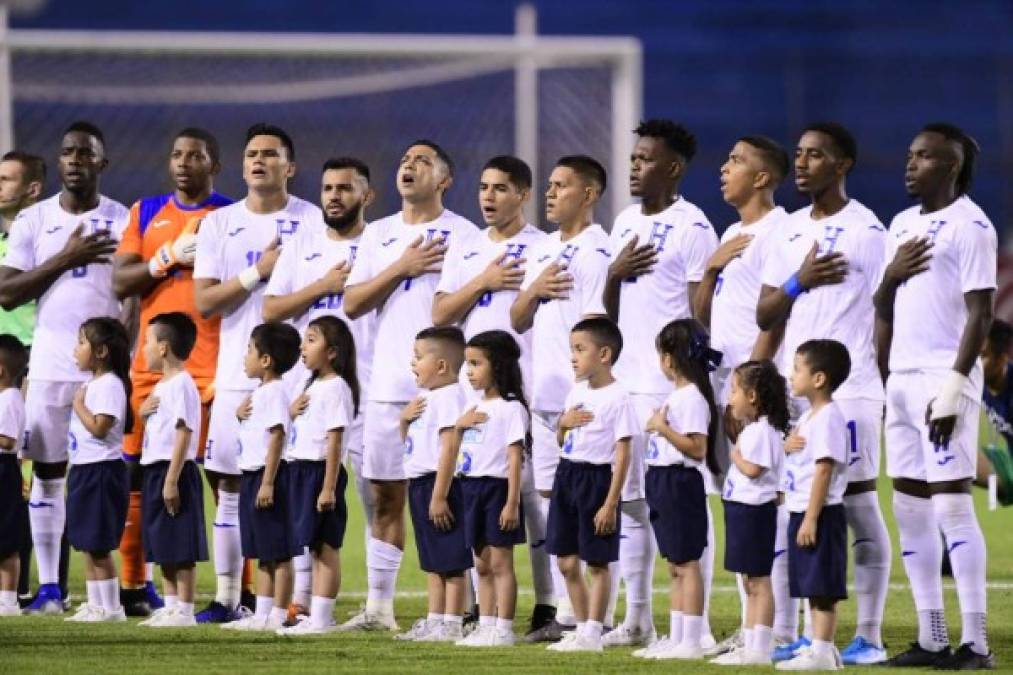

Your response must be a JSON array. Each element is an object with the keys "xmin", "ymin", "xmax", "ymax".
[
  {"xmin": 362, "ymin": 400, "xmax": 407, "ymax": 481},
  {"xmin": 626, "ymin": 393, "xmax": 666, "ymax": 501},
  {"xmin": 23, "ymin": 379, "xmax": 78, "ymax": 463},
  {"xmin": 531, "ymin": 409, "xmax": 561, "ymax": 492},
  {"xmin": 791, "ymin": 395, "xmax": 884, "ymax": 483},
  {"xmin": 203, "ymin": 388, "xmax": 252, "ymax": 476},
  {"xmin": 342, "ymin": 414, "xmax": 366, "ymax": 476},
  {"xmin": 885, "ymin": 370, "xmax": 978, "ymax": 483}
]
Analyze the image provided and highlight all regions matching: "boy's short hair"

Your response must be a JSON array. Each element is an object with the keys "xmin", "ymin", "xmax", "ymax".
[
  {"xmin": 0, "ymin": 334, "xmax": 28, "ymax": 381},
  {"xmin": 482, "ymin": 155, "xmax": 532, "ymax": 191},
  {"xmin": 149, "ymin": 312, "xmax": 198, "ymax": 361},
  {"xmin": 987, "ymin": 318, "xmax": 1013, "ymax": 356},
  {"xmin": 407, "ymin": 138, "xmax": 454, "ymax": 178},
  {"xmin": 416, "ymin": 326, "xmax": 466, "ymax": 370},
  {"xmin": 246, "ymin": 122, "xmax": 295, "ymax": 161},
  {"xmin": 572, "ymin": 316, "xmax": 623, "ymax": 364},
  {"xmin": 796, "ymin": 339, "xmax": 851, "ymax": 393},
  {"xmin": 556, "ymin": 154, "xmax": 606, "ymax": 195},
  {"xmin": 250, "ymin": 322, "xmax": 301, "ymax": 375}
]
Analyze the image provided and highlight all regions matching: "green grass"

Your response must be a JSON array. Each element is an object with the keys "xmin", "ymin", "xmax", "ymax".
[{"xmin": 3, "ymin": 473, "xmax": 1011, "ymax": 673}]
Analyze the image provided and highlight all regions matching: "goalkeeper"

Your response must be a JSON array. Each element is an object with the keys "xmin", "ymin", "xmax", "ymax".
[{"xmin": 976, "ymin": 318, "xmax": 1013, "ymax": 506}]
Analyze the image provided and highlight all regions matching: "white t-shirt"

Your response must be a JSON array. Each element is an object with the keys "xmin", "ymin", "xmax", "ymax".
[
  {"xmin": 611, "ymin": 200, "xmax": 719, "ymax": 394},
  {"xmin": 0, "ymin": 387, "xmax": 25, "ymax": 454},
  {"xmin": 783, "ymin": 401, "xmax": 848, "ymax": 512},
  {"xmin": 710, "ymin": 207, "xmax": 788, "ymax": 372},
  {"xmin": 457, "ymin": 397, "xmax": 528, "ymax": 479},
  {"xmin": 3, "ymin": 194, "xmax": 128, "ymax": 382},
  {"xmin": 645, "ymin": 381, "xmax": 710, "ymax": 468},
  {"xmin": 345, "ymin": 209, "xmax": 478, "ymax": 403},
  {"xmin": 141, "ymin": 371, "xmax": 201, "ymax": 465},
  {"xmin": 886, "ymin": 196, "xmax": 997, "ymax": 397},
  {"xmin": 194, "ymin": 195, "xmax": 321, "ymax": 391},
  {"xmin": 237, "ymin": 380, "xmax": 290, "ymax": 471},
  {"xmin": 67, "ymin": 372, "xmax": 126, "ymax": 465},
  {"xmin": 560, "ymin": 380, "xmax": 637, "ymax": 466},
  {"xmin": 762, "ymin": 200, "xmax": 886, "ymax": 402},
  {"xmin": 520, "ymin": 225, "xmax": 611, "ymax": 412},
  {"xmin": 404, "ymin": 383, "xmax": 467, "ymax": 478},
  {"xmin": 722, "ymin": 416, "xmax": 783, "ymax": 505},
  {"xmin": 286, "ymin": 376, "xmax": 354, "ymax": 462}
]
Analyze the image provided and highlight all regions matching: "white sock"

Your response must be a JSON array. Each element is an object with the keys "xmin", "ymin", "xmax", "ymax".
[
  {"xmin": 496, "ymin": 617, "xmax": 513, "ymax": 632},
  {"xmin": 467, "ymin": 568, "xmax": 479, "ymax": 610},
  {"xmin": 669, "ymin": 610, "xmax": 683, "ymax": 642},
  {"xmin": 699, "ymin": 500, "xmax": 715, "ymax": 638},
  {"xmin": 97, "ymin": 578, "xmax": 120, "ymax": 611},
  {"xmin": 426, "ymin": 612, "xmax": 442, "ymax": 626},
  {"xmin": 575, "ymin": 620, "xmax": 585, "ymax": 635},
  {"xmin": 0, "ymin": 590, "xmax": 16, "ymax": 606},
  {"xmin": 444, "ymin": 613, "xmax": 463, "ymax": 625},
  {"xmin": 682, "ymin": 614, "xmax": 702, "ymax": 647},
  {"xmin": 736, "ymin": 574, "xmax": 749, "ymax": 629},
  {"xmin": 811, "ymin": 638, "xmax": 833, "ymax": 657},
  {"xmin": 743, "ymin": 626, "xmax": 755, "ymax": 650},
  {"xmin": 292, "ymin": 548, "xmax": 312, "ymax": 607},
  {"xmin": 366, "ymin": 537, "xmax": 402, "ymax": 608},
  {"xmin": 269, "ymin": 605, "xmax": 287, "ymax": 624},
  {"xmin": 145, "ymin": 562, "xmax": 155, "ymax": 583},
  {"xmin": 254, "ymin": 595, "xmax": 273, "ymax": 619},
  {"xmin": 961, "ymin": 612, "xmax": 989, "ymax": 656},
  {"xmin": 29, "ymin": 477, "xmax": 65, "ymax": 585},
  {"xmin": 802, "ymin": 600, "xmax": 813, "ymax": 640},
  {"xmin": 605, "ymin": 560, "xmax": 619, "ymax": 628},
  {"xmin": 772, "ymin": 503, "xmax": 798, "ymax": 641},
  {"xmin": 310, "ymin": 595, "xmax": 335, "ymax": 629},
  {"xmin": 845, "ymin": 491, "xmax": 891, "ymax": 647},
  {"xmin": 213, "ymin": 491, "xmax": 242, "ymax": 608},
  {"xmin": 754, "ymin": 624, "xmax": 773, "ymax": 654},
  {"xmin": 524, "ymin": 487, "xmax": 553, "ymax": 605},
  {"xmin": 583, "ymin": 619, "xmax": 603, "ymax": 639},
  {"xmin": 164, "ymin": 594, "xmax": 178, "ymax": 610},
  {"xmin": 178, "ymin": 601, "xmax": 194, "ymax": 616},
  {"xmin": 894, "ymin": 491, "xmax": 947, "ymax": 650},
  {"xmin": 479, "ymin": 615, "xmax": 496, "ymax": 627},
  {"xmin": 619, "ymin": 499, "xmax": 655, "ymax": 632},
  {"xmin": 85, "ymin": 580, "xmax": 99, "ymax": 607},
  {"xmin": 933, "ymin": 493, "xmax": 988, "ymax": 655}
]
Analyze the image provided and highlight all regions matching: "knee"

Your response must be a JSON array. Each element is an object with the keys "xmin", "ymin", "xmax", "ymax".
[{"xmin": 557, "ymin": 556, "xmax": 580, "ymax": 578}]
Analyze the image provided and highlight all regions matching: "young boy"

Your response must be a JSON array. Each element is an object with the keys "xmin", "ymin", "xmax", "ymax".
[
  {"xmin": 778, "ymin": 339, "xmax": 850, "ymax": 671},
  {"xmin": 546, "ymin": 317, "xmax": 636, "ymax": 653},
  {"xmin": 0, "ymin": 335, "xmax": 27, "ymax": 616},
  {"xmin": 137, "ymin": 312, "xmax": 207, "ymax": 627},
  {"xmin": 223, "ymin": 322, "xmax": 302, "ymax": 632},
  {"xmin": 397, "ymin": 326, "xmax": 470, "ymax": 642}
]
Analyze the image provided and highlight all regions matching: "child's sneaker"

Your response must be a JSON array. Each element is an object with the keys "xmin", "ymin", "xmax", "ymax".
[
  {"xmin": 840, "ymin": 636, "xmax": 887, "ymax": 665},
  {"xmin": 705, "ymin": 628, "xmax": 744, "ymax": 657},
  {"xmin": 394, "ymin": 618, "xmax": 437, "ymax": 641},
  {"xmin": 221, "ymin": 614, "xmax": 270, "ymax": 631},
  {"xmin": 65, "ymin": 604, "xmax": 103, "ymax": 622},
  {"xmin": 0, "ymin": 604, "xmax": 22, "ymax": 617},
  {"xmin": 546, "ymin": 632, "xmax": 603, "ymax": 653},
  {"xmin": 456, "ymin": 624, "xmax": 497, "ymax": 647},
  {"xmin": 712, "ymin": 647, "xmax": 773, "ymax": 666},
  {"xmin": 339, "ymin": 609, "xmax": 399, "ymax": 632},
  {"xmin": 138, "ymin": 607, "xmax": 173, "ymax": 627},
  {"xmin": 418, "ymin": 621, "xmax": 464, "ymax": 642},
  {"xmin": 276, "ymin": 619, "xmax": 336, "ymax": 636},
  {"xmin": 649, "ymin": 640, "xmax": 705, "ymax": 660},
  {"xmin": 601, "ymin": 623, "xmax": 656, "ymax": 647},
  {"xmin": 776, "ymin": 645, "xmax": 843, "ymax": 671},
  {"xmin": 633, "ymin": 636, "xmax": 674, "ymax": 658},
  {"xmin": 151, "ymin": 609, "xmax": 197, "ymax": 628},
  {"xmin": 103, "ymin": 606, "xmax": 127, "ymax": 622},
  {"xmin": 492, "ymin": 627, "xmax": 516, "ymax": 646}
]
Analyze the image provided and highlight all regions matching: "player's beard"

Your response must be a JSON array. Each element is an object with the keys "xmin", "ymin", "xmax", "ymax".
[{"xmin": 323, "ymin": 201, "xmax": 363, "ymax": 234}]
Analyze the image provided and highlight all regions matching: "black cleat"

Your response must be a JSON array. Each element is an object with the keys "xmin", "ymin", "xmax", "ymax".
[
  {"xmin": 527, "ymin": 603, "xmax": 557, "ymax": 634},
  {"xmin": 886, "ymin": 642, "xmax": 952, "ymax": 668},
  {"xmin": 120, "ymin": 587, "xmax": 153, "ymax": 617},
  {"xmin": 240, "ymin": 589, "xmax": 256, "ymax": 613},
  {"xmin": 522, "ymin": 617, "xmax": 575, "ymax": 643},
  {"xmin": 934, "ymin": 643, "xmax": 996, "ymax": 670}
]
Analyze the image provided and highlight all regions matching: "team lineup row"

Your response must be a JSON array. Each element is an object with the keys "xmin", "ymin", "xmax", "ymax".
[{"xmin": 0, "ymin": 117, "xmax": 997, "ymax": 670}]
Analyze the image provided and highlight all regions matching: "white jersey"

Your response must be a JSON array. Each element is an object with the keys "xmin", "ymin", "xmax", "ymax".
[
  {"xmin": 783, "ymin": 401, "xmax": 848, "ymax": 512},
  {"xmin": 645, "ymin": 381, "xmax": 710, "ymax": 468},
  {"xmin": 0, "ymin": 387, "xmax": 25, "ymax": 454},
  {"xmin": 346, "ymin": 209, "xmax": 478, "ymax": 403},
  {"xmin": 762, "ymin": 200, "xmax": 886, "ymax": 402},
  {"xmin": 3, "ymin": 194, "xmax": 128, "ymax": 382},
  {"xmin": 611, "ymin": 200, "xmax": 719, "ymax": 394},
  {"xmin": 887, "ymin": 196, "xmax": 997, "ymax": 397},
  {"xmin": 710, "ymin": 207, "xmax": 787, "ymax": 372},
  {"xmin": 194, "ymin": 195, "xmax": 321, "ymax": 391},
  {"xmin": 457, "ymin": 396, "xmax": 528, "ymax": 479},
  {"xmin": 68, "ymin": 372, "xmax": 126, "ymax": 465},
  {"xmin": 404, "ymin": 383, "xmax": 467, "ymax": 478},
  {"xmin": 722, "ymin": 416, "xmax": 783, "ymax": 505},
  {"xmin": 286, "ymin": 376, "xmax": 354, "ymax": 462},
  {"xmin": 237, "ymin": 380, "xmax": 290, "ymax": 471},
  {"xmin": 520, "ymin": 225, "xmax": 611, "ymax": 412},
  {"xmin": 141, "ymin": 371, "xmax": 201, "ymax": 465},
  {"xmin": 560, "ymin": 380, "xmax": 637, "ymax": 466}
]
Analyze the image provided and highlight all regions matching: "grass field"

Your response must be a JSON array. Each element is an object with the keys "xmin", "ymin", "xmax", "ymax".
[{"xmin": 3, "ymin": 473, "xmax": 1010, "ymax": 673}]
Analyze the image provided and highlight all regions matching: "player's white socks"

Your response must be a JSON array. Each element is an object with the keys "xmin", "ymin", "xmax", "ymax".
[
  {"xmin": 754, "ymin": 624, "xmax": 773, "ymax": 655},
  {"xmin": 310, "ymin": 595, "xmax": 336, "ymax": 629},
  {"xmin": 145, "ymin": 563, "xmax": 155, "ymax": 583},
  {"xmin": 365, "ymin": 536, "xmax": 402, "ymax": 617},
  {"xmin": 254, "ymin": 595, "xmax": 272, "ymax": 619},
  {"xmin": 933, "ymin": 492, "xmax": 989, "ymax": 655},
  {"xmin": 605, "ymin": 561, "xmax": 619, "ymax": 628},
  {"xmin": 583, "ymin": 619, "xmax": 604, "ymax": 639},
  {"xmin": 85, "ymin": 580, "xmax": 99, "ymax": 608},
  {"xmin": 669, "ymin": 610, "xmax": 683, "ymax": 642},
  {"xmin": 164, "ymin": 594, "xmax": 178, "ymax": 610},
  {"xmin": 522, "ymin": 487, "xmax": 553, "ymax": 605},
  {"xmin": 682, "ymin": 614, "xmax": 703, "ymax": 647},
  {"xmin": 772, "ymin": 504, "xmax": 798, "ymax": 641},
  {"xmin": 212, "ymin": 491, "xmax": 242, "ymax": 609},
  {"xmin": 28, "ymin": 477, "xmax": 65, "ymax": 585},
  {"xmin": 700, "ymin": 500, "xmax": 715, "ymax": 639},
  {"xmin": 802, "ymin": 600, "xmax": 813, "ymax": 640},
  {"xmin": 97, "ymin": 578, "xmax": 120, "ymax": 611},
  {"xmin": 618, "ymin": 499, "xmax": 655, "ymax": 632},
  {"xmin": 844, "ymin": 490, "xmax": 891, "ymax": 646},
  {"xmin": 467, "ymin": 568, "xmax": 479, "ymax": 610},
  {"xmin": 293, "ymin": 548, "xmax": 312, "ymax": 608},
  {"xmin": 893, "ymin": 491, "xmax": 948, "ymax": 651}
]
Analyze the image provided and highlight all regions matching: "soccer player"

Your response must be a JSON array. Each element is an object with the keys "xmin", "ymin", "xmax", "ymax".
[
  {"xmin": 431, "ymin": 155, "xmax": 555, "ymax": 636},
  {"xmin": 0, "ymin": 121, "xmax": 129, "ymax": 614},
  {"xmin": 874, "ymin": 123, "xmax": 996, "ymax": 669},
  {"xmin": 977, "ymin": 319, "xmax": 1013, "ymax": 504},
  {"xmin": 757, "ymin": 123, "xmax": 892, "ymax": 665},
  {"xmin": 601, "ymin": 120, "xmax": 718, "ymax": 647},
  {"xmin": 112, "ymin": 128, "xmax": 231, "ymax": 615},
  {"xmin": 193, "ymin": 123, "xmax": 321, "ymax": 622},
  {"xmin": 341, "ymin": 140, "xmax": 478, "ymax": 630}
]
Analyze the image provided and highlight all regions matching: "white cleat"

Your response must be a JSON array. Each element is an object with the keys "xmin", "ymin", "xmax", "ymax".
[
  {"xmin": 338, "ymin": 609, "xmax": 399, "ymax": 632},
  {"xmin": 776, "ymin": 646, "xmax": 843, "ymax": 671}
]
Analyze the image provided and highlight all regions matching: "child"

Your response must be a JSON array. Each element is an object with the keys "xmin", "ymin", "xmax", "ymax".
[
  {"xmin": 634, "ymin": 318, "xmax": 720, "ymax": 660},
  {"xmin": 454, "ymin": 330, "xmax": 529, "ymax": 647},
  {"xmin": 278, "ymin": 316, "xmax": 358, "ymax": 636},
  {"xmin": 222, "ymin": 322, "xmax": 302, "ymax": 632},
  {"xmin": 137, "ymin": 312, "xmax": 207, "ymax": 628},
  {"xmin": 712, "ymin": 360, "xmax": 789, "ymax": 665},
  {"xmin": 65, "ymin": 317, "xmax": 133, "ymax": 622},
  {"xmin": 0, "ymin": 335, "xmax": 27, "ymax": 617},
  {"xmin": 397, "ymin": 326, "xmax": 470, "ymax": 643},
  {"xmin": 776, "ymin": 339, "xmax": 850, "ymax": 671},
  {"xmin": 546, "ymin": 317, "xmax": 635, "ymax": 653}
]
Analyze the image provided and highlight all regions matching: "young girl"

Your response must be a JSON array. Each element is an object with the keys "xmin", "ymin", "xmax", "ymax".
[
  {"xmin": 278, "ymin": 316, "xmax": 359, "ymax": 636},
  {"xmin": 712, "ymin": 360, "xmax": 789, "ymax": 666},
  {"xmin": 453, "ymin": 330, "xmax": 528, "ymax": 648},
  {"xmin": 635, "ymin": 318, "xmax": 720, "ymax": 660},
  {"xmin": 66, "ymin": 317, "xmax": 133, "ymax": 623}
]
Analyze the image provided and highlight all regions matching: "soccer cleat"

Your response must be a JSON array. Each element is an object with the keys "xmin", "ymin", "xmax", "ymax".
[
  {"xmin": 773, "ymin": 635, "xmax": 812, "ymax": 662},
  {"xmin": 546, "ymin": 632, "xmax": 603, "ymax": 653},
  {"xmin": 22, "ymin": 583, "xmax": 65, "ymax": 615},
  {"xmin": 144, "ymin": 581, "xmax": 165, "ymax": 610},
  {"xmin": 286, "ymin": 602, "xmax": 309, "ymax": 625},
  {"xmin": 195, "ymin": 601, "xmax": 243, "ymax": 624},
  {"xmin": 885, "ymin": 642, "xmax": 952, "ymax": 668},
  {"xmin": 138, "ymin": 607, "xmax": 173, "ymax": 627},
  {"xmin": 394, "ymin": 618, "xmax": 438, "ymax": 641},
  {"xmin": 456, "ymin": 625, "xmax": 497, "ymax": 647},
  {"xmin": 526, "ymin": 603, "xmax": 557, "ymax": 634},
  {"xmin": 337, "ymin": 609, "xmax": 399, "ymax": 632},
  {"xmin": 704, "ymin": 627, "xmax": 744, "ymax": 657},
  {"xmin": 776, "ymin": 646, "xmax": 843, "ymax": 671},
  {"xmin": 933, "ymin": 643, "xmax": 996, "ymax": 670},
  {"xmin": 120, "ymin": 587, "xmax": 152, "ymax": 618},
  {"xmin": 417, "ymin": 621, "xmax": 464, "ymax": 643},
  {"xmin": 240, "ymin": 589, "xmax": 256, "ymax": 613},
  {"xmin": 0, "ymin": 604, "xmax": 23, "ymax": 617},
  {"xmin": 601, "ymin": 623, "xmax": 656, "ymax": 647},
  {"xmin": 522, "ymin": 618, "xmax": 575, "ymax": 643},
  {"xmin": 841, "ymin": 636, "xmax": 888, "ymax": 665},
  {"xmin": 276, "ymin": 619, "xmax": 336, "ymax": 636}
]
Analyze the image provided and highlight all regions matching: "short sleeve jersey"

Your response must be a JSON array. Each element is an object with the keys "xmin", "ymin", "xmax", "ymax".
[
  {"xmin": 722, "ymin": 416, "xmax": 784, "ymax": 505},
  {"xmin": 286, "ymin": 376, "xmax": 354, "ymax": 462},
  {"xmin": 403, "ymin": 383, "xmax": 467, "ymax": 478},
  {"xmin": 237, "ymin": 380, "xmax": 290, "ymax": 471},
  {"xmin": 457, "ymin": 397, "xmax": 528, "ymax": 479},
  {"xmin": 141, "ymin": 371, "xmax": 201, "ymax": 464},
  {"xmin": 0, "ymin": 387, "xmax": 25, "ymax": 454},
  {"xmin": 645, "ymin": 382, "xmax": 710, "ymax": 468},
  {"xmin": 68, "ymin": 372, "xmax": 127, "ymax": 465},
  {"xmin": 783, "ymin": 401, "xmax": 849, "ymax": 512},
  {"xmin": 559, "ymin": 380, "xmax": 637, "ymax": 465}
]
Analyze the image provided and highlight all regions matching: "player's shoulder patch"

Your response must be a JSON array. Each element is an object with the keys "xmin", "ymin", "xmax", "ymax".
[{"xmin": 137, "ymin": 193, "xmax": 173, "ymax": 236}]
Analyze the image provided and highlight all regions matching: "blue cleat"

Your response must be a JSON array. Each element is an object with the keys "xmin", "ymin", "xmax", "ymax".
[
  {"xmin": 195, "ymin": 600, "xmax": 247, "ymax": 624},
  {"xmin": 22, "ymin": 583, "xmax": 65, "ymax": 615},
  {"xmin": 772, "ymin": 635, "xmax": 811, "ymax": 662},
  {"xmin": 841, "ymin": 636, "xmax": 888, "ymax": 665},
  {"xmin": 144, "ymin": 581, "xmax": 165, "ymax": 610}
]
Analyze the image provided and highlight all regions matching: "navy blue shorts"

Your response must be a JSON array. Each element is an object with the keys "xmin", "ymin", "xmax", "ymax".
[
  {"xmin": 141, "ymin": 460, "xmax": 208, "ymax": 565},
  {"xmin": 646, "ymin": 464, "xmax": 707, "ymax": 564},
  {"xmin": 546, "ymin": 459, "xmax": 619, "ymax": 565},
  {"xmin": 240, "ymin": 463, "xmax": 299, "ymax": 563},
  {"xmin": 459, "ymin": 476, "xmax": 526, "ymax": 551},
  {"xmin": 67, "ymin": 460, "xmax": 128, "ymax": 553},
  {"xmin": 788, "ymin": 504, "xmax": 848, "ymax": 600},
  {"xmin": 0, "ymin": 454, "xmax": 27, "ymax": 557},
  {"xmin": 288, "ymin": 460, "xmax": 348, "ymax": 552},
  {"xmin": 723, "ymin": 499, "xmax": 777, "ymax": 576},
  {"xmin": 408, "ymin": 473, "xmax": 472, "ymax": 574}
]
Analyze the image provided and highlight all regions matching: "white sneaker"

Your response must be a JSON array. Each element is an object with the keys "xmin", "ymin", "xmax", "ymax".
[
  {"xmin": 0, "ymin": 604, "xmax": 22, "ymax": 617},
  {"xmin": 701, "ymin": 633, "xmax": 717, "ymax": 651},
  {"xmin": 648, "ymin": 640, "xmax": 705, "ymax": 660},
  {"xmin": 633, "ymin": 636, "xmax": 674, "ymax": 658},
  {"xmin": 103, "ymin": 607, "xmax": 127, "ymax": 622},
  {"xmin": 394, "ymin": 618, "xmax": 437, "ymax": 641},
  {"xmin": 712, "ymin": 646, "xmax": 771, "ymax": 665},
  {"xmin": 776, "ymin": 646, "xmax": 843, "ymax": 671},
  {"xmin": 492, "ymin": 627, "xmax": 516, "ymax": 646},
  {"xmin": 65, "ymin": 604, "xmax": 103, "ymax": 622},
  {"xmin": 221, "ymin": 615, "xmax": 271, "ymax": 631},
  {"xmin": 151, "ymin": 609, "xmax": 197, "ymax": 628},
  {"xmin": 139, "ymin": 607, "xmax": 173, "ymax": 627},
  {"xmin": 456, "ymin": 624, "xmax": 497, "ymax": 647},
  {"xmin": 418, "ymin": 621, "xmax": 464, "ymax": 642},
  {"xmin": 277, "ymin": 619, "xmax": 336, "ymax": 636},
  {"xmin": 601, "ymin": 624, "xmax": 656, "ymax": 647},
  {"xmin": 546, "ymin": 632, "xmax": 603, "ymax": 653},
  {"xmin": 339, "ymin": 609, "xmax": 399, "ymax": 632}
]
